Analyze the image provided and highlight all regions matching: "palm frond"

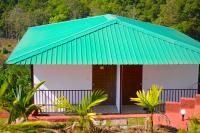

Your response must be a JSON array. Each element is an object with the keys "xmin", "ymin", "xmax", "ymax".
[
  {"xmin": 25, "ymin": 104, "xmax": 42, "ymax": 117},
  {"xmin": 54, "ymin": 89, "xmax": 108, "ymax": 128},
  {"xmin": 86, "ymin": 113, "xmax": 96, "ymax": 122},
  {"xmin": 24, "ymin": 80, "xmax": 45, "ymax": 105},
  {"xmin": 86, "ymin": 90, "xmax": 108, "ymax": 109},
  {"xmin": 54, "ymin": 96, "xmax": 75, "ymax": 112},
  {"xmin": 0, "ymin": 81, "xmax": 8, "ymax": 97},
  {"xmin": 130, "ymin": 84, "xmax": 163, "ymax": 112}
]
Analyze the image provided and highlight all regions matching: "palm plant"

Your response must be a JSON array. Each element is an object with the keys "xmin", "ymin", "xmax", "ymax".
[
  {"xmin": 1, "ymin": 80, "xmax": 45, "ymax": 124},
  {"xmin": 11, "ymin": 81, "xmax": 45, "ymax": 123},
  {"xmin": 55, "ymin": 90, "xmax": 108, "ymax": 129},
  {"xmin": 130, "ymin": 84, "xmax": 163, "ymax": 133}
]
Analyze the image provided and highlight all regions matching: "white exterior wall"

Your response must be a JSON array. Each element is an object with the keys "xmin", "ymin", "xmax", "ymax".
[
  {"xmin": 34, "ymin": 65, "xmax": 92, "ymax": 112},
  {"xmin": 116, "ymin": 65, "xmax": 120, "ymax": 113},
  {"xmin": 142, "ymin": 65, "xmax": 199, "ymax": 91},
  {"xmin": 34, "ymin": 65, "xmax": 92, "ymax": 90}
]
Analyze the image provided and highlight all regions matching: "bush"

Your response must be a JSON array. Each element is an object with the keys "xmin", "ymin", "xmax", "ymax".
[
  {"xmin": 188, "ymin": 116, "xmax": 200, "ymax": 132},
  {"xmin": 1, "ymin": 121, "xmax": 66, "ymax": 132},
  {"xmin": 2, "ymin": 47, "xmax": 8, "ymax": 54}
]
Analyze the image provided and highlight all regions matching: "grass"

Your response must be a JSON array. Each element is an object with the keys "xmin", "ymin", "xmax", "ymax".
[
  {"xmin": 128, "ymin": 118, "xmax": 144, "ymax": 126},
  {"xmin": 0, "ymin": 118, "xmax": 7, "ymax": 131},
  {"xmin": 0, "ymin": 118, "xmax": 7, "ymax": 126}
]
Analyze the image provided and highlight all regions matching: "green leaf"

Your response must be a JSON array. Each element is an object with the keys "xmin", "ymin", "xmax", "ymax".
[{"xmin": 130, "ymin": 84, "xmax": 163, "ymax": 113}]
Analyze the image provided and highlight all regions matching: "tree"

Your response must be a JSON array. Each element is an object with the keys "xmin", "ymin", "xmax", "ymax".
[
  {"xmin": 47, "ymin": 0, "xmax": 71, "ymax": 23},
  {"xmin": 130, "ymin": 85, "xmax": 163, "ymax": 133},
  {"xmin": 155, "ymin": 0, "xmax": 200, "ymax": 40},
  {"xmin": 0, "ymin": 65, "xmax": 31, "ymax": 114}
]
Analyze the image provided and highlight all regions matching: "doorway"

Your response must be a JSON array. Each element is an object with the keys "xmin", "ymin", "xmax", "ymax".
[
  {"xmin": 92, "ymin": 65, "xmax": 116, "ymax": 105},
  {"xmin": 121, "ymin": 65, "xmax": 143, "ymax": 113}
]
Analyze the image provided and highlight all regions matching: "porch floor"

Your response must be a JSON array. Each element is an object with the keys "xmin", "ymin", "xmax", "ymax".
[
  {"xmin": 93, "ymin": 105, "xmax": 118, "ymax": 114},
  {"xmin": 39, "ymin": 105, "xmax": 147, "ymax": 115},
  {"xmin": 122, "ymin": 105, "xmax": 147, "ymax": 114},
  {"xmin": 92, "ymin": 105, "xmax": 147, "ymax": 114}
]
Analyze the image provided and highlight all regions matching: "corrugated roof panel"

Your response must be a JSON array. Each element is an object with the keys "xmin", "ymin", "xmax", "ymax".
[
  {"xmin": 7, "ymin": 14, "xmax": 200, "ymax": 64},
  {"xmin": 116, "ymin": 24, "xmax": 129, "ymax": 64},
  {"xmin": 93, "ymin": 31, "xmax": 102, "ymax": 64},
  {"xmin": 120, "ymin": 25, "xmax": 132, "ymax": 64},
  {"xmin": 109, "ymin": 24, "xmax": 123, "ymax": 64}
]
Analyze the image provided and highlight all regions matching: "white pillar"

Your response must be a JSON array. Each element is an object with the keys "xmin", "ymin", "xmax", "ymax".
[{"xmin": 116, "ymin": 65, "xmax": 121, "ymax": 113}]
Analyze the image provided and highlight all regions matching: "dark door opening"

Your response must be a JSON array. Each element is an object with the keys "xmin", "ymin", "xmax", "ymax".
[
  {"xmin": 121, "ymin": 65, "xmax": 142, "ymax": 105},
  {"xmin": 92, "ymin": 65, "xmax": 116, "ymax": 105}
]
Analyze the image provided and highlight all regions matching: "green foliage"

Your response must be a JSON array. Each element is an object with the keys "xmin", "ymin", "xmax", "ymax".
[
  {"xmin": 0, "ymin": 0, "xmax": 199, "ymax": 41},
  {"xmin": 128, "ymin": 118, "xmax": 144, "ymax": 126},
  {"xmin": 0, "ymin": 79, "xmax": 8, "ymax": 98},
  {"xmin": 130, "ymin": 84, "xmax": 163, "ymax": 113},
  {"xmin": 187, "ymin": 116, "xmax": 200, "ymax": 133},
  {"xmin": 0, "ymin": 118, "xmax": 7, "ymax": 128},
  {"xmin": 130, "ymin": 84, "xmax": 163, "ymax": 133},
  {"xmin": 55, "ymin": 89, "xmax": 108, "ymax": 128},
  {"xmin": 5, "ymin": 80, "xmax": 45, "ymax": 124},
  {"xmin": 155, "ymin": 0, "xmax": 200, "ymax": 40},
  {"xmin": 0, "ymin": 65, "xmax": 31, "ymax": 110},
  {"xmin": 1, "ymin": 121, "xmax": 65, "ymax": 133},
  {"xmin": 2, "ymin": 47, "xmax": 8, "ymax": 54},
  {"xmin": 177, "ymin": 116, "xmax": 200, "ymax": 133},
  {"xmin": 0, "ymin": 64, "xmax": 44, "ymax": 124}
]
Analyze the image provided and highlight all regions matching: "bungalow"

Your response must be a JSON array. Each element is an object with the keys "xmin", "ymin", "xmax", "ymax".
[{"xmin": 7, "ymin": 14, "xmax": 200, "ymax": 114}]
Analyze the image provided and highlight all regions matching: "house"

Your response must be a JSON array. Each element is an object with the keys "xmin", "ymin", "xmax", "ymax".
[{"xmin": 7, "ymin": 14, "xmax": 200, "ymax": 114}]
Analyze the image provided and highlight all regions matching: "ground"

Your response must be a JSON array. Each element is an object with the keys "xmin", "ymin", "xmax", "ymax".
[{"xmin": 0, "ymin": 38, "xmax": 17, "ymax": 60}]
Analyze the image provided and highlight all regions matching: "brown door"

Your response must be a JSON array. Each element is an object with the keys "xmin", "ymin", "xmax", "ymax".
[
  {"xmin": 121, "ymin": 65, "xmax": 142, "ymax": 105},
  {"xmin": 92, "ymin": 65, "xmax": 116, "ymax": 105}
]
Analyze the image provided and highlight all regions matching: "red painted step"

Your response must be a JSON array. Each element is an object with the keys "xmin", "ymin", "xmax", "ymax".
[
  {"xmin": 165, "ymin": 101, "xmax": 181, "ymax": 113},
  {"xmin": 194, "ymin": 94, "xmax": 200, "ymax": 114},
  {"xmin": 0, "ymin": 111, "xmax": 9, "ymax": 118},
  {"xmin": 180, "ymin": 97, "xmax": 196, "ymax": 109}
]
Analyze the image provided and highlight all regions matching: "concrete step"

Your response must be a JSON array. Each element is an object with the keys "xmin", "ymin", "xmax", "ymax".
[
  {"xmin": 195, "ymin": 94, "xmax": 200, "ymax": 105},
  {"xmin": 165, "ymin": 101, "xmax": 181, "ymax": 113},
  {"xmin": 180, "ymin": 97, "xmax": 196, "ymax": 109}
]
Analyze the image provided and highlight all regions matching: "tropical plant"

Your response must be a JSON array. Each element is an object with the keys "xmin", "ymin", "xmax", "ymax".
[
  {"xmin": 55, "ymin": 90, "xmax": 108, "ymax": 130},
  {"xmin": 130, "ymin": 84, "xmax": 163, "ymax": 133},
  {"xmin": 0, "ymin": 64, "xmax": 31, "ymax": 109},
  {"xmin": 187, "ymin": 115, "xmax": 200, "ymax": 133},
  {"xmin": 1, "ymin": 79, "xmax": 45, "ymax": 124}
]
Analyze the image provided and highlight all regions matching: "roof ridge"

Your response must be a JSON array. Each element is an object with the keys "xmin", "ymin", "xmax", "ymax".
[
  {"xmin": 29, "ymin": 15, "xmax": 107, "ymax": 29},
  {"xmin": 118, "ymin": 21, "xmax": 200, "ymax": 54},
  {"xmin": 7, "ymin": 19, "xmax": 118, "ymax": 63}
]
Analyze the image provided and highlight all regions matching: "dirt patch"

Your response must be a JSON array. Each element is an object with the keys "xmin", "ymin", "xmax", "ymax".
[{"xmin": 65, "ymin": 125, "xmax": 178, "ymax": 133}]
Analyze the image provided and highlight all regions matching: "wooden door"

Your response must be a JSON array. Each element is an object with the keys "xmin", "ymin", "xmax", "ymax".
[
  {"xmin": 92, "ymin": 65, "xmax": 116, "ymax": 105},
  {"xmin": 121, "ymin": 65, "xmax": 142, "ymax": 105}
]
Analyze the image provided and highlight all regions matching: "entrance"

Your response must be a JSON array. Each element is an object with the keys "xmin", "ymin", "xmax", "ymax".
[
  {"xmin": 121, "ymin": 65, "xmax": 142, "ymax": 105},
  {"xmin": 92, "ymin": 65, "xmax": 116, "ymax": 105}
]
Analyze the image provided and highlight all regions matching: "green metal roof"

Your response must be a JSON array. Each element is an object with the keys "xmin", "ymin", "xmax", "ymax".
[{"xmin": 7, "ymin": 14, "xmax": 200, "ymax": 64}]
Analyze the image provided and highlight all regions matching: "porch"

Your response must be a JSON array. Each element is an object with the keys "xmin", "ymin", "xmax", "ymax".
[
  {"xmin": 33, "ymin": 64, "xmax": 199, "ymax": 114},
  {"xmin": 35, "ymin": 88, "xmax": 199, "ymax": 114}
]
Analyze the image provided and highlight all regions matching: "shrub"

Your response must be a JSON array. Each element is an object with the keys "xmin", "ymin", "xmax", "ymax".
[
  {"xmin": 55, "ymin": 90, "xmax": 108, "ymax": 130},
  {"xmin": 130, "ymin": 84, "xmax": 163, "ymax": 133},
  {"xmin": 2, "ymin": 47, "xmax": 8, "ymax": 54}
]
